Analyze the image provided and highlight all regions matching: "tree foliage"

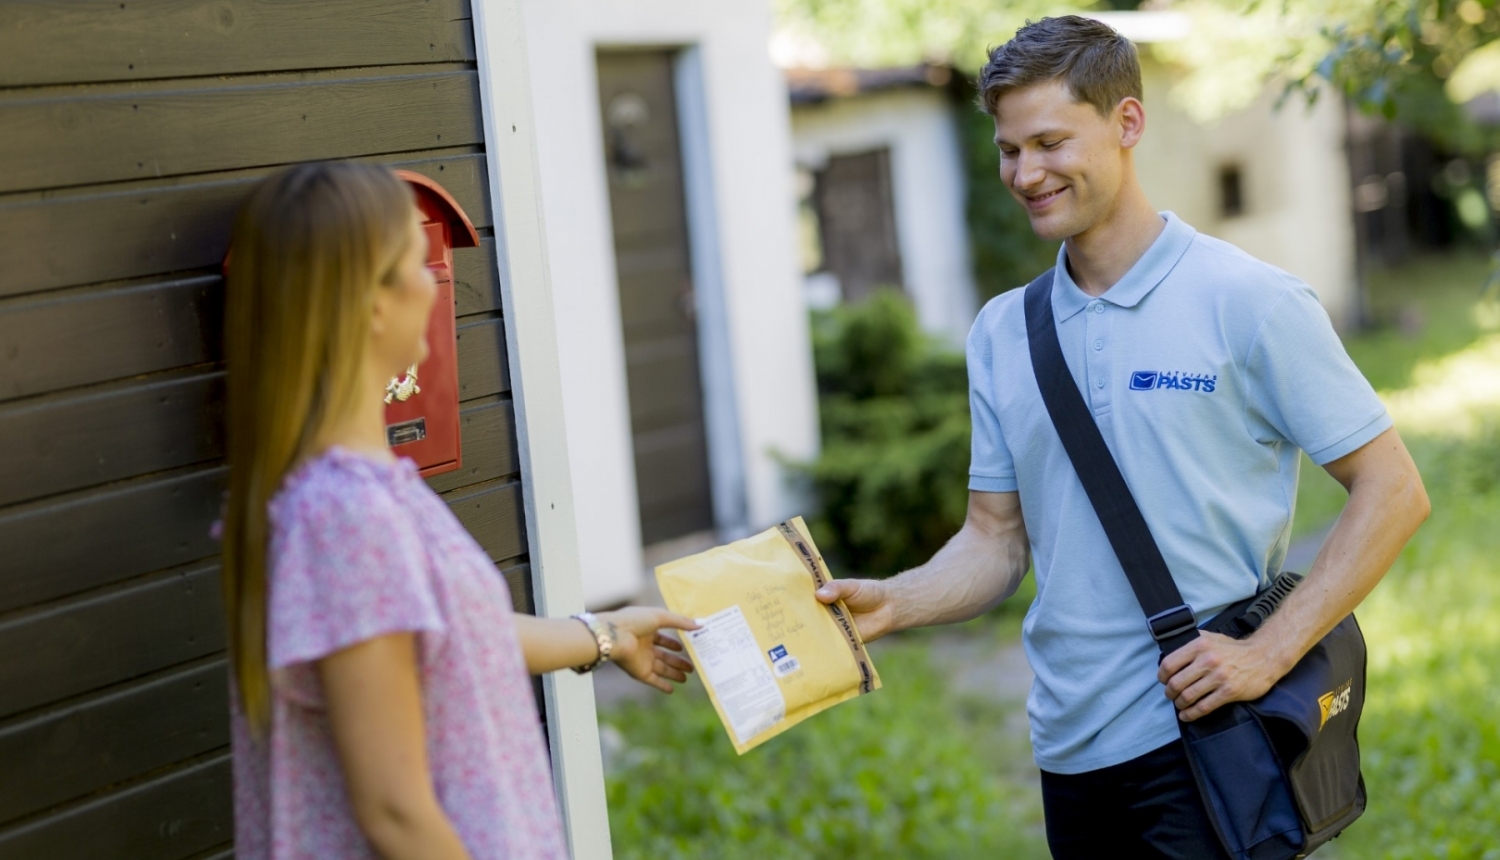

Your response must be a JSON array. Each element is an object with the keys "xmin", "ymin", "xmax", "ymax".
[
  {"xmin": 773, "ymin": 0, "xmax": 1063, "ymax": 70},
  {"xmin": 776, "ymin": 0, "xmax": 1500, "ymax": 154},
  {"xmin": 1157, "ymin": 0, "xmax": 1500, "ymax": 153}
]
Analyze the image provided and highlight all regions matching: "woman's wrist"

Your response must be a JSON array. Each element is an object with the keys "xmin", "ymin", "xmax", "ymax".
[
  {"xmin": 568, "ymin": 611, "xmax": 617, "ymax": 674},
  {"xmin": 513, "ymin": 614, "xmax": 618, "ymax": 675}
]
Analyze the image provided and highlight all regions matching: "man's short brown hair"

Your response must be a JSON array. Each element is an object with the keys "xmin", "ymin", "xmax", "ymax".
[{"xmin": 978, "ymin": 16, "xmax": 1142, "ymax": 118}]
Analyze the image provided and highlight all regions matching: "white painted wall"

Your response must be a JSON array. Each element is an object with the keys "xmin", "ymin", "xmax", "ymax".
[
  {"xmin": 519, "ymin": 0, "xmax": 819, "ymax": 607},
  {"xmin": 1133, "ymin": 58, "xmax": 1359, "ymax": 329},
  {"xmin": 791, "ymin": 88, "xmax": 979, "ymax": 346}
]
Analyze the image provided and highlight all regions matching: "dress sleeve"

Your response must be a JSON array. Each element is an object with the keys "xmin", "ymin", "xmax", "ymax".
[
  {"xmin": 968, "ymin": 304, "xmax": 1019, "ymax": 493},
  {"xmin": 1244, "ymin": 284, "xmax": 1392, "ymax": 465},
  {"xmin": 267, "ymin": 481, "xmax": 446, "ymax": 669}
]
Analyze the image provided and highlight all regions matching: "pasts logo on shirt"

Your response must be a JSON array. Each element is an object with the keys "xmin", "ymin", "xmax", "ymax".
[{"xmin": 1129, "ymin": 370, "xmax": 1218, "ymax": 393}]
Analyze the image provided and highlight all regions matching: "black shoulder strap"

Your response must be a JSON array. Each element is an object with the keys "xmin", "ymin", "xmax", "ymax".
[{"xmin": 1022, "ymin": 270, "xmax": 1199, "ymax": 657}]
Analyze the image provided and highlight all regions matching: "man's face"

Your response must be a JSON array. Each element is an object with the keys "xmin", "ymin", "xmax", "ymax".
[{"xmin": 992, "ymin": 80, "xmax": 1134, "ymax": 242}]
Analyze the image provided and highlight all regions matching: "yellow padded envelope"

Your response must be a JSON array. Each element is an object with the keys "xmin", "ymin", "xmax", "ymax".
[{"xmin": 655, "ymin": 517, "xmax": 880, "ymax": 754}]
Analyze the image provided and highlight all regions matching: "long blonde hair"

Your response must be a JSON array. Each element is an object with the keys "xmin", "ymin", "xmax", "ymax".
[{"xmin": 222, "ymin": 162, "xmax": 414, "ymax": 735}]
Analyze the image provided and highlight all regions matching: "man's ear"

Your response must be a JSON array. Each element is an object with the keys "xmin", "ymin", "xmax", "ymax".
[{"xmin": 1117, "ymin": 97, "xmax": 1146, "ymax": 149}]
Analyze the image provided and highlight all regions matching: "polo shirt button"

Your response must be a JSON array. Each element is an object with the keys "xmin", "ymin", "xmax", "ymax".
[
  {"xmin": 1093, "ymin": 339, "xmax": 1103, "ymax": 350},
  {"xmin": 1092, "ymin": 304, "xmax": 1105, "ymax": 314},
  {"xmin": 1095, "ymin": 379, "xmax": 1105, "ymax": 389}
]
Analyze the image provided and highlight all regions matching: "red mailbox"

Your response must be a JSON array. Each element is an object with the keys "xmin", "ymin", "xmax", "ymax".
[
  {"xmin": 386, "ymin": 170, "xmax": 480, "ymax": 477},
  {"xmin": 224, "ymin": 170, "xmax": 477, "ymax": 476}
]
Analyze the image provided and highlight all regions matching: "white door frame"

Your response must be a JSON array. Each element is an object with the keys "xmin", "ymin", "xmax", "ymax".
[
  {"xmin": 672, "ymin": 45, "xmax": 751, "ymax": 541},
  {"xmin": 472, "ymin": 2, "xmax": 613, "ymax": 857}
]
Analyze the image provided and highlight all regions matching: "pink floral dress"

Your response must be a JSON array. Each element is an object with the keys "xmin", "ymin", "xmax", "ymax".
[{"xmin": 230, "ymin": 447, "xmax": 567, "ymax": 860}]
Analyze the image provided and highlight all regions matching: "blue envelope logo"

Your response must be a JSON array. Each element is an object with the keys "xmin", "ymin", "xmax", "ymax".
[{"xmin": 1130, "ymin": 371, "xmax": 1159, "ymax": 391}]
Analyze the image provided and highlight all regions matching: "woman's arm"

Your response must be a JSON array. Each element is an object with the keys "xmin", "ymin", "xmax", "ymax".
[
  {"xmin": 321, "ymin": 634, "xmax": 473, "ymax": 860},
  {"xmin": 514, "ymin": 608, "xmax": 699, "ymax": 692}
]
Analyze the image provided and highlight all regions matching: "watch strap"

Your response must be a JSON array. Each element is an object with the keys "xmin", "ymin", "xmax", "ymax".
[{"xmin": 570, "ymin": 611, "xmax": 615, "ymax": 674}]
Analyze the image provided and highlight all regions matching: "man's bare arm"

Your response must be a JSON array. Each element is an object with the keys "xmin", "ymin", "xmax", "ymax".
[
  {"xmin": 1161, "ymin": 426, "xmax": 1430, "ymax": 720},
  {"xmin": 815, "ymin": 490, "xmax": 1031, "ymax": 641}
]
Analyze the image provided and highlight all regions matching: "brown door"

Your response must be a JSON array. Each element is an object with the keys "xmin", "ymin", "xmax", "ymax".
[
  {"xmin": 597, "ymin": 50, "xmax": 715, "ymax": 546},
  {"xmin": 814, "ymin": 147, "xmax": 905, "ymax": 302}
]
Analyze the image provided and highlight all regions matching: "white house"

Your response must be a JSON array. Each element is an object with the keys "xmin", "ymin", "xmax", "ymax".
[
  {"xmin": 517, "ymin": 1, "xmax": 821, "ymax": 610},
  {"xmin": 0, "ymin": 0, "xmax": 821, "ymax": 854},
  {"xmin": 784, "ymin": 11, "xmax": 1361, "ymax": 335},
  {"xmin": 1117, "ymin": 14, "xmax": 1360, "ymax": 330},
  {"xmin": 788, "ymin": 65, "xmax": 980, "ymax": 346}
]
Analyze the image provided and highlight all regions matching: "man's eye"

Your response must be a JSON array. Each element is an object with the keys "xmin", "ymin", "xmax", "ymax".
[
  {"xmin": 999, "ymin": 150, "xmax": 1018, "ymax": 160},
  {"xmin": 1041, "ymin": 140, "xmax": 1062, "ymax": 150}
]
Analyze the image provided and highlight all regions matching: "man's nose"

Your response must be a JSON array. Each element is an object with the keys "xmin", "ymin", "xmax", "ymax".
[{"xmin": 1012, "ymin": 150, "xmax": 1046, "ymax": 191}]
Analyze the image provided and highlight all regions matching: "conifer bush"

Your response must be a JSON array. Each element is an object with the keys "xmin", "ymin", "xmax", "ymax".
[{"xmin": 796, "ymin": 291, "xmax": 972, "ymax": 577}]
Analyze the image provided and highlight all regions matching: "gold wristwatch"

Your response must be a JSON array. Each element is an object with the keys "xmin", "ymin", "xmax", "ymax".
[{"xmin": 570, "ymin": 611, "xmax": 617, "ymax": 674}]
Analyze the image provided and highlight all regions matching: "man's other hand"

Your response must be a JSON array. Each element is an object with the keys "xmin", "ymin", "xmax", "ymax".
[
  {"xmin": 1157, "ymin": 631, "xmax": 1284, "ymax": 721},
  {"xmin": 815, "ymin": 579, "xmax": 897, "ymax": 643}
]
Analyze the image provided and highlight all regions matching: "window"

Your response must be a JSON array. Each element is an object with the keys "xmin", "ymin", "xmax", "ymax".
[
  {"xmin": 795, "ymin": 166, "xmax": 824, "ymax": 275},
  {"xmin": 1219, "ymin": 164, "xmax": 1245, "ymax": 218},
  {"xmin": 813, "ymin": 148, "xmax": 904, "ymax": 302}
]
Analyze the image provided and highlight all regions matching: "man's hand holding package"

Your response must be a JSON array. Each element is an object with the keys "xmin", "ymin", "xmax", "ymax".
[
  {"xmin": 813, "ymin": 579, "xmax": 897, "ymax": 643},
  {"xmin": 656, "ymin": 518, "xmax": 881, "ymax": 754},
  {"xmin": 816, "ymin": 490, "xmax": 1032, "ymax": 643}
]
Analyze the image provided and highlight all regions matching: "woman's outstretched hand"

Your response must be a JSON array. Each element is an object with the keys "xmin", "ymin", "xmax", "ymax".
[{"xmin": 599, "ymin": 607, "xmax": 699, "ymax": 693}]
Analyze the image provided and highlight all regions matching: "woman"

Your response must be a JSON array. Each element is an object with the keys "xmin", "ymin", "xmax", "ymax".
[{"xmin": 219, "ymin": 161, "xmax": 697, "ymax": 860}]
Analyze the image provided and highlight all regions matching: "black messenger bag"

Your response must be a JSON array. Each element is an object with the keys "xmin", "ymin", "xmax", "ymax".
[{"xmin": 1022, "ymin": 270, "xmax": 1367, "ymax": 860}]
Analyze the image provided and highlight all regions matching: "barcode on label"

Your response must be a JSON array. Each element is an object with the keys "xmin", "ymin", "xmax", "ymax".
[{"xmin": 773, "ymin": 656, "xmax": 800, "ymax": 677}]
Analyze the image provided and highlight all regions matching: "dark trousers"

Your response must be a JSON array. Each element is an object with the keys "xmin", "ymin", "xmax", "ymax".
[{"xmin": 1040, "ymin": 740, "xmax": 1232, "ymax": 860}]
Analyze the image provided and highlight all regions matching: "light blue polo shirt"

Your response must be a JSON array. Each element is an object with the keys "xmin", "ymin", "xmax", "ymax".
[{"xmin": 968, "ymin": 212, "xmax": 1390, "ymax": 774}]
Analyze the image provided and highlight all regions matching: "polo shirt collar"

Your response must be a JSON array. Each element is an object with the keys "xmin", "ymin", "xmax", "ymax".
[{"xmin": 1051, "ymin": 212, "xmax": 1196, "ymax": 322}]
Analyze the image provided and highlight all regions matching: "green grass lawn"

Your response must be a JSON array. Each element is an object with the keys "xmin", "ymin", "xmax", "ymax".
[
  {"xmin": 604, "ymin": 253, "xmax": 1500, "ymax": 858},
  {"xmin": 1302, "ymin": 256, "xmax": 1500, "ymax": 858},
  {"xmin": 1339, "ymin": 438, "xmax": 1500, "ymax": 858},
  {"xmin": 1294, "ymin": 253, "xmax": 1500, "ymax": 539},
  {"xmin": 602, "ymin": 642, "xmax": 1050, "ymax": 860}
]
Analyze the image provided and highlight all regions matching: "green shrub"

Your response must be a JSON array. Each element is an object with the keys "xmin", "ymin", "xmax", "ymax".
[
  {"xmin": 603, "ymin": 643, "xmax": 1049, "ymax": 860},
  {"xmin": 797, "ymin": 292, "xmax": 972, "ymax": 577}
]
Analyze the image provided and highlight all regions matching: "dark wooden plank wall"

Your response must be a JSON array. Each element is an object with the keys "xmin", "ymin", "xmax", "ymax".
[{"xmin": 0, "ymin": 3, "xmax": 532, "ymax": 857}]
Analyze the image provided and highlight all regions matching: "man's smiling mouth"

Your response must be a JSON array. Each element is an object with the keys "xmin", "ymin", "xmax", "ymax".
[{"xmin": 1024, "ymin": 187, "xmax": 1066, "ymax": 208}]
